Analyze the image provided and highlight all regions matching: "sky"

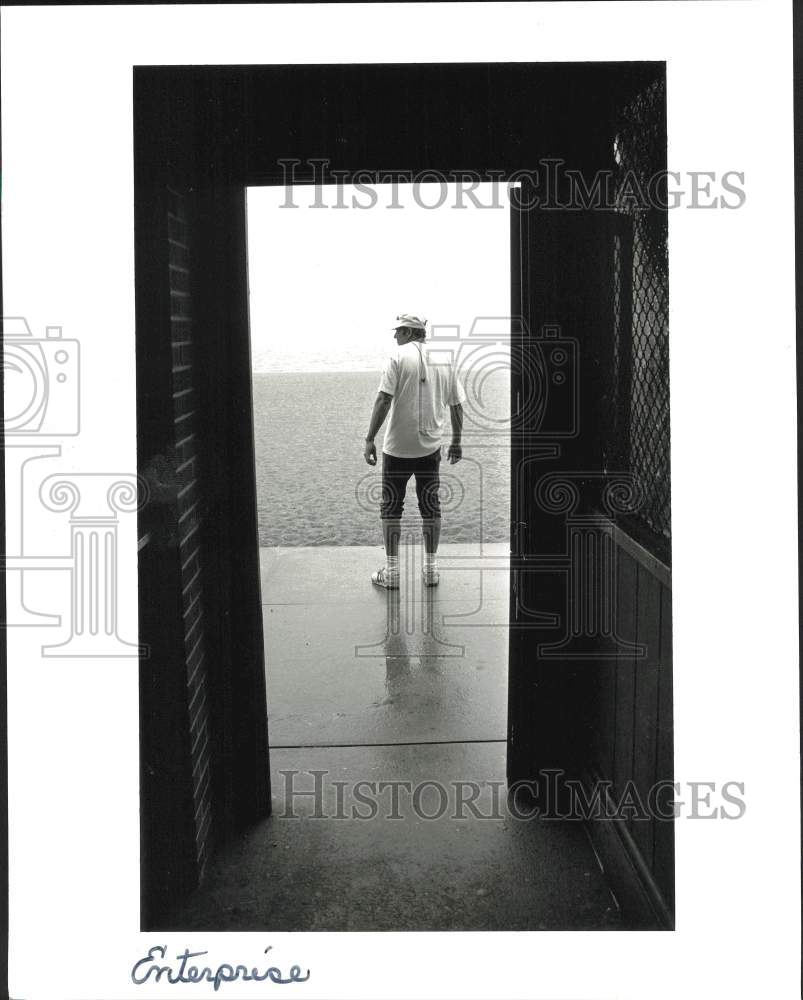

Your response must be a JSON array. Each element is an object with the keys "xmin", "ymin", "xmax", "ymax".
[{"xmin": 246, "ymin": 182, "xmax": 511, "ymax": 372}]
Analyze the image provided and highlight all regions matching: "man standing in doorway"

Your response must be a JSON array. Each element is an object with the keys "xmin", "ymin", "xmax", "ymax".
[{"xmin": 363, "ymin": 314, "xmax": 465, "ymax": 589}]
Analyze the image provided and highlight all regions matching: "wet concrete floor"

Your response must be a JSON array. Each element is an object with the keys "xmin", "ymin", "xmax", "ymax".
[{"xmin": 161, "ymin": 544, "xmax": 619, "ymax": 931}]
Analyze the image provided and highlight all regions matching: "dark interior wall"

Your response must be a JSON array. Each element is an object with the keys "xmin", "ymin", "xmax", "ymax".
[
  {"xmin": 166, "ymin": 182, "xmax": 216, "ymax": 877},
  {"xmin": 503, "ymin": 75, "xmax": 673, "ymax": 926},
  {"xmin": 135, "ymin": 62, "xmax": 669, "ymax": 927},
  {"xmin": 191, "ymin": 181, "xmax": 272, "ymax": 837},
  {"xmin": 583, "ymin": 79, "xmax": 673, "ymax": 926},
  {"xmin": 136, "ymin": 70, "xmax": 271, "ymax": 927},
  {"xmin": 508, "ymin": 206, "xmax": 622, "ymax": 780},
  {"xmin": 136, "ymin": 80, "xmax": 201, "ymax": 926},
  {"xmin": 509, "ymin": 204, "xmax": 673, "ymax": 927}
]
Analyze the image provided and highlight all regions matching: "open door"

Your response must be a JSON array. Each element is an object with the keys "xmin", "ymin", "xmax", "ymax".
[
  {"xmin": 507, "ymin": 184, "xmax": 621, "ymax": 784},
  {"xmin": 507, "ymin": 75, "xmax": 673, "ymax": 926}
]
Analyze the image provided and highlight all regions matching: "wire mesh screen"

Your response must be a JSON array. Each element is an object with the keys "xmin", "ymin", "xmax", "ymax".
[{"xmin": 612, "ymin": 76, "xmax": 671, "ymax": 552}]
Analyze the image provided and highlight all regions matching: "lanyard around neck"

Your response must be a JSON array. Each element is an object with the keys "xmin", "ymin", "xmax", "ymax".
[{"xmin": 413, "ymin": 341, "xmax": 428, "ymax": 383}]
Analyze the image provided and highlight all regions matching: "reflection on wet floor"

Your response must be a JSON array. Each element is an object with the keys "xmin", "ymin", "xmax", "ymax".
[{"xmin": 262, "ymin": 544, "xmax": 509, "ymax": 747}]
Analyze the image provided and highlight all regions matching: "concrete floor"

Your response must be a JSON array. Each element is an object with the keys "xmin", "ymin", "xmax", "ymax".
[
  {"xmin": 162, "ymin": 544, "xmax": 620, "ymax": 931},
  {"xmin": 264, "ymin": 543, "xmax": 510, "ymax": 747}
]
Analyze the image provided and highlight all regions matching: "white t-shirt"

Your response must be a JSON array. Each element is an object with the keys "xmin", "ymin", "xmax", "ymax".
[{"xmin": 378, "ymin": 341, "xmax": 466, "ymax": 458}]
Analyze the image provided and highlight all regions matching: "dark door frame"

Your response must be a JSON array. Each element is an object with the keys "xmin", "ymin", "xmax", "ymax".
[{"xmin": 135, "ymin": 63, "xmax": 669, "ymax": 928}]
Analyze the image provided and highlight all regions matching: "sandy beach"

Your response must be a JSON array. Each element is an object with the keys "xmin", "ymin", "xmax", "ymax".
[{"xmin": 251, "ymin": 370, "xmax": 510, "ymax": 547}]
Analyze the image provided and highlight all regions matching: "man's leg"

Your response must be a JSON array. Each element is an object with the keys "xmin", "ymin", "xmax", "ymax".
[
  {"xmin": 374, "ymin": 453, "xmax": 409, "ymax": 587},
  {"xmin": 415, "ymin": 449, "xmax": 443, "ymax": 585},
  {"xmin": 422, "ymin": 516, "xmax": 441, "ymax": 555},
  {"xmin": 383, "ymin": 518, "xmax": 402, "ymax": 560}
]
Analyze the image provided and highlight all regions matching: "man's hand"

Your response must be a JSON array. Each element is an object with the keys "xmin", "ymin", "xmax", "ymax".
[
  {"xmin": 448, "ymin": 404, "xmax": 463, "ymax": 464},
  {"xmin": 364, "ymin": 439, "xmax": 377, "ymax": 465}
]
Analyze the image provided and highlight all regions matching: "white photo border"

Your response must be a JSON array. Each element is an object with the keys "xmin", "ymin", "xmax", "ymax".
[{"xmin": 1, "ymin": 2, "xmax": 799, "ymax": 999}]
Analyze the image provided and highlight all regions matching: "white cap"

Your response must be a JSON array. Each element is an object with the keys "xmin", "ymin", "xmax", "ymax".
[{"xmin": 393, "ymin": 313, "xmax": 427, "ymax": 332}]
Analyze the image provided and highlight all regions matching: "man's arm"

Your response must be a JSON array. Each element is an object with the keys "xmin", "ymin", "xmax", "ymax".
[
  {"xmin": 363, "ymin": 391, "xmax": 393, "ymax": 465},
  {"xmin": 447, "ymin": 403, "xmax": 463, "ymax": 464}
]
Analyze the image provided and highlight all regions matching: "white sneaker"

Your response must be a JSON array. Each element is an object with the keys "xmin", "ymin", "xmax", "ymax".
[{"xmin": 371, "ymin": 567, "xmax": 400, "ymax": 589}]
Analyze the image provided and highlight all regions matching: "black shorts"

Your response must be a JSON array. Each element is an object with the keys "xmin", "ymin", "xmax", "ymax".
[{"xmin": 380, "ymin": 448, "xmax": 442, "ymax": 520}]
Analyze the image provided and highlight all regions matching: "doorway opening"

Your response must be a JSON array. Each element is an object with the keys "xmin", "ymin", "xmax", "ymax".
[
  {"xmin": 246, "ymin": 180, "xmax": 512, "ymax": 756},
  {"xmin": 189, "ymin": 180, "xmax": 617, "ymax": 931}
]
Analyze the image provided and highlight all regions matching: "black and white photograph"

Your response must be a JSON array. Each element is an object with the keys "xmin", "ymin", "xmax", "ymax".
[
  {"xmin": 136, "ymin": 60, "xmax": 675, "ymax": 934},
  {"xmin": 1, "ymin": 3, "xmax": 799, "ymax": 998}
]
